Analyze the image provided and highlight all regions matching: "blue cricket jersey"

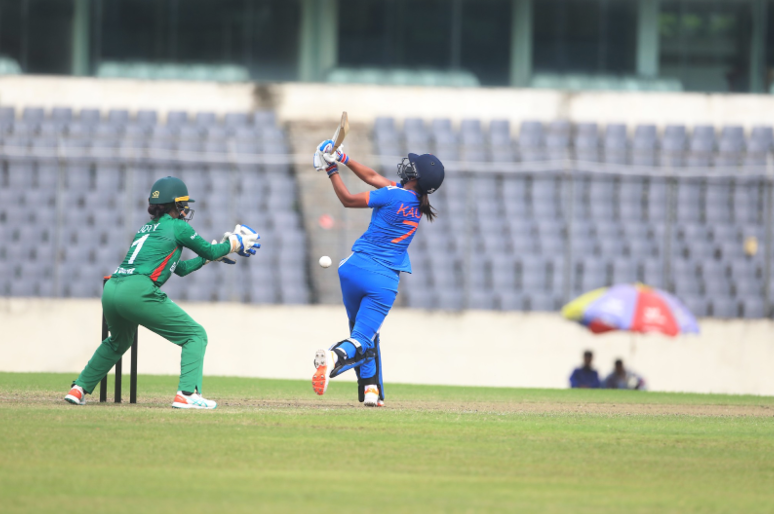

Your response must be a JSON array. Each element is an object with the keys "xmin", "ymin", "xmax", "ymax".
[{"xmin": 350, "ymin": 183, "xmax": 421, "ymax": 274}]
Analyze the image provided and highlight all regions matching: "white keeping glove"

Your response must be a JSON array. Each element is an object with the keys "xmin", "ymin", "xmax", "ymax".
[{"xmin": 223, "ymin": 224, "xmax": 261, "ymax": 257}]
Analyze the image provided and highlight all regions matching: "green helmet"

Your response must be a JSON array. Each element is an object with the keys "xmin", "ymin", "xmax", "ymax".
[{"xmin": 148, "ymin": 176, "xmax": 196, "ymax": 205}]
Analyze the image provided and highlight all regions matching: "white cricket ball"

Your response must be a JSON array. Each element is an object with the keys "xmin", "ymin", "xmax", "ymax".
[{"xmin": 319, "ymin": 255, "xmax": 332, "ymax": 268}]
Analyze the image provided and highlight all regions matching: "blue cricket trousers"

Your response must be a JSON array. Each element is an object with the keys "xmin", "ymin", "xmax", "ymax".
[{"xmin": 338, "ymin": 252, "xmax": 399, "ymax": 379}]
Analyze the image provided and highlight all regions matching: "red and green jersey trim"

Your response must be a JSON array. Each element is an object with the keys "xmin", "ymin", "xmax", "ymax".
[{"xmin": 150, "ymin": 247, "xmax": 180, "ymax": 282}]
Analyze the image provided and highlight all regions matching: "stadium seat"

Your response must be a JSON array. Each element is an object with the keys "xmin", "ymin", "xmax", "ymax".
[
  {"xmin": 711, "ymin": 298, "xmax": 738, "ymax": 318},
  {"xmin": 660, "ymin": 125, "xmax": 686, "ymax": 166},
  {"xmin": 740, "ymin": 298, "xmax": 765, "ymax": 318},
  {"xmin": 602, "ymin": 124, "xmax": 627, "ymax": 164},
  {"xmin": 525, "ymin": 292, "xmax": 557, "ymax": 312}
]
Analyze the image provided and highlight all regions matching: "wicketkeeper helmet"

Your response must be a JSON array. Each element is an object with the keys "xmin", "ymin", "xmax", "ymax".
[
  {"xmin": 149, "ymin": 176, "xmax": 195, "ymax": 205},
  {"xmin": 148, "ymin": 176, "xmax": 195, "ymax": 220}
]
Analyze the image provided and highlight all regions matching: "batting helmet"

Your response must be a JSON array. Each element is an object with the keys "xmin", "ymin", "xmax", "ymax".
[{"xmin": 397, "ymin": 153, "xmax": 445, "ymax": 195}]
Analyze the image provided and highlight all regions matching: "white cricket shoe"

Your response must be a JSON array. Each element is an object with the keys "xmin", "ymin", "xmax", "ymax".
[
  {"xmin": 171, "ymin": 391, "xmax": 217, "ymax": 410},
  {"xmin": 64, "ymin": 385, "xmax": 86, "ymax": 406},
  {"xmin": 363, "ymin": 385, "xmax": 380, "ymax": 407},
  {"xmin": 312, "ymin": 349, "xmax": 335, "ymax": 395}
]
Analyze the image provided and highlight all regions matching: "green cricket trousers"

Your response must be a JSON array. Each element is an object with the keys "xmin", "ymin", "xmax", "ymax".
[{"xmin": 74, "ymin": 274, "xmax": 208, "ymax": 395}]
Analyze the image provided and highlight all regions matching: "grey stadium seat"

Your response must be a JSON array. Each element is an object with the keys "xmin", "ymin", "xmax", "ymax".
[
  {"xmin": 660, "ymin": 125, "xmax": 686, "ymax": 166},
  {"xmin": 711, "ymin": 298, "xmax": 738, "ymax": 318},
  {"xmin": 603, "ymin": 124, "xmax": 627, "ymax": 164},
  {"xmin": 135, "ymin": 110, "xmax": 158, "ymax": 127}
]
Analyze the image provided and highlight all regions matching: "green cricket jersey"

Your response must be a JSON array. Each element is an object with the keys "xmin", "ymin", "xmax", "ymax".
[{"xmin": 113, "ymin": 214, "xmax": 231, "ymax": 286}]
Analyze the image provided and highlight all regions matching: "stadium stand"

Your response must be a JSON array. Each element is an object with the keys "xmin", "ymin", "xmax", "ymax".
[
  {"xmin": 374, "ymin": 117, "xmax": 771, "ymax": 318},
  {"xmin": 0, "ymin": 107, "xmax": 309, "ymax": 304},
  {"xmin": 2, "ymin": 108, "xmax": 771, "ymax": 319}
]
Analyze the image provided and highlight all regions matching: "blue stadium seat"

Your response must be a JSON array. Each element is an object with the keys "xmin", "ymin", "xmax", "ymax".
[
  {"xmin": 574, "ymin": 130, "xmax": 599, "ymax": 161},
  {"xmin": 0, "ymin": 106, "xmax": 15, "ymax": 121},
  {"xmin": 711, "ymin": 298, "xmax": 738, "ymax": 318},
  {"xmin": 51, "ymin": 107, "xmax": 73, "ymax": 124},
  {"xmin": 741, "ymin": 298, "xmax": 765, "ymax": 318},
  {"xmin": 681, "ymin": 295, "xmax": 709, "ymax": 317},
  {"xmin": 78, "ymin": 108, "xmax": 101, "ymax": 125},
  {"xmin": 196, "ymin": 112, "xmax": 217, "ymax": 127},
  {"xmin": 546, "ymin": 132, "xmax": 570, "ymax": 160},
  {"xmin": 640, "ymin": 259, "xmax": 663, "ymax": 288},
  {"xmin": 22, "ymin": 107, "xmax": 45, "ymax": 123},
  {"xmin": 252, "ymin": 110, "xmax": 277, "ymax": 127},
  {"xmin": 632, "ymin": 124, "xmax": 657, "ymax": 165},
  {"xmin": 687, "ymin": 138, "xmax": 713, "ymax": 166},
  {"xmin": 518, "ymin": 121, "xmax": 545, "ymax": 161},
  {"xmin": 166, "ymin": 110, "xmax": 189, "ymax": 127},
  {"xmin": 108, "ymin": 109, "xmax": 130, "ymax": 126},
  {"xmin": 660, "ymin": 125, "xmax": 686, "ymax": 166},
  {"xmin": 498, "ymin": 291, "xmax": 524, "ymax": 311},
  {"xmin": 489, "ymin": 119, "xmax": 511, "ymax": 147},
  {"xmin": 525, "ymin": 292, "xmax": 557, "ymax": 312},
  {"xmin": 135, "ymin": 109, "xmax": 158, "ymax": 127},
  {"xmin": 603, "ymin": 124, "xmax": 627, "ymax": 164}
]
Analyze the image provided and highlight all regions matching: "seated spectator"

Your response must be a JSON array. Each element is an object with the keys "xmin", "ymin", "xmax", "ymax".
[
  {"xmin": 603, "ymin": 359, "xmax": 646, "ymax": 390},
  {"xmin": 569, "ymin": 350, "xmax": 601, "ymax": 388}
]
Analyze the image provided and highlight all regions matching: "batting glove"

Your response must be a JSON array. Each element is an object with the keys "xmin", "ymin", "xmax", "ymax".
[
  {"xmin": 322, "ymin": 144, "xmax": 350, "ymax": 166},
  {"xmin": 313, "ymin": 140, "xmax": 339, "ymax": 177}
]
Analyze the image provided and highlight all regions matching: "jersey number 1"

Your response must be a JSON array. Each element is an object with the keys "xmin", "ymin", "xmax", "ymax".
[
  {"xmin": 391, "ymin": 221, "xmax": 418, "ymax": 243},
  {"xmin": 128, "ymin": 234, "xmax": 149, "ymax": 264}
]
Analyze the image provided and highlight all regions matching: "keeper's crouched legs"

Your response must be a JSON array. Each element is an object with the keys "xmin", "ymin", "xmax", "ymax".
[
  {"xmin": 73, "ymin": 325, "xmax": 137, "ymax": 394},
  {"xmin": 127, "ymin": 287, "xmax": 210, "ymax": 395},
  {"xmin": 177, "ymin": 324, "xmax": 208, "ymax": 394}
]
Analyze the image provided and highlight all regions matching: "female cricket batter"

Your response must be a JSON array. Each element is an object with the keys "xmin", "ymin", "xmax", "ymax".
[
  {"xmin": 64, "ymin": 176, "xmax": 259, "ymax": 409},
  {"xmin": 311, "ymin": 141, "xmax": 444, "ymax": 407}
]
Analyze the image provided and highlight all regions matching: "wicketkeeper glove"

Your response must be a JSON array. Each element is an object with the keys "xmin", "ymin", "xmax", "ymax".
[
  {"xmin": 223, "ymin": 224, "xmax": 261, "ymax": 257},
  {"xmin": 313, "ymin": 139, "xmax": 339, "ymax": 177}
]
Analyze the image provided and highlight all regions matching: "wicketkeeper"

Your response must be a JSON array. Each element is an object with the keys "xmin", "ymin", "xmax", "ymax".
[{"xmin": 65, "ymin": 176, "xmax": 260, "ymax": 409}]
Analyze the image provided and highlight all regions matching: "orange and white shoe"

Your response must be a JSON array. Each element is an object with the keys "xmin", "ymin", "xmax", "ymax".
[
  {"xmin": 312, "ymin": 349, "xmax": 335, "ymax": 395},
  {"xmin": 363, "ymin": 385, "xmax": 380, "ymax": 407},
  {"xmin": 171, "ymin": 391, "xmax": 217, "ymax": 410},
  {"xmin": 64, "ymin": 385, "xmax": 86, "ymax": 405}
]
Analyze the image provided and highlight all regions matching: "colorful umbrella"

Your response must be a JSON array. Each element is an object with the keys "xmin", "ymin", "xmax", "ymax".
[{"xmin": 561, "ymin": 283, "xmax": 699, "ymax": 336}]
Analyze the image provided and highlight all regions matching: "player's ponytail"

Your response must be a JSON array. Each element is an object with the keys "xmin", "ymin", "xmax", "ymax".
[
  {"xmin": 418, "ymin": 193, "xmax": 437, "ymax": 222},
  {"xmin": 148, "ymin": 202, "xmax": 174, "ymax": 220}
]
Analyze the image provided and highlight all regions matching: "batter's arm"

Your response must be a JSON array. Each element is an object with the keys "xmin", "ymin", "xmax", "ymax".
[
  {"xmin": 342, "ymin": 158, "xmax": 393, "ymax": 189},
  {"xmin": 329, "ymin": 173, "xmax": 369, "ymax": 208}
]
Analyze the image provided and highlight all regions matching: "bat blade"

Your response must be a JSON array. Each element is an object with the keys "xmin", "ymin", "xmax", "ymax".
[{"xmin": 331, "ymin": 111, "xmax": 349, "ymax": 151}]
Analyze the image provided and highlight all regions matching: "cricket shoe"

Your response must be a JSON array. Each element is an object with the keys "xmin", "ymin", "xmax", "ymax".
[
  {"xmin": 312, "ymin": 349, "xmax": 335, "ymax": 395},
  {"xmin": 363, "ymin": 385, "xmax": 381, "ymax": 407},
  {"xmin": 171, "ymin": 391, "xmax": 217, "ymax": 410},
  {"xmin": 64, "ymin": 385, "xmax": 86, "ymax": 406}
]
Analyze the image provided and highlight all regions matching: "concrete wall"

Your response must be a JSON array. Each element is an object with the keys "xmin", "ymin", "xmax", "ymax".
[
  {"xmin": 1, "ymin": 298, "xmax": 772, "ymax": 396},
  {"xmin": 5, "ymin": 76, "xmax": 774, "ymax": 131}
]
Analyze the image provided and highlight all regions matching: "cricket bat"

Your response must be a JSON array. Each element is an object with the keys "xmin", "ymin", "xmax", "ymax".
[{"xmin": 330, "ymin": 111, "xmax": 349, "ymax": 153}]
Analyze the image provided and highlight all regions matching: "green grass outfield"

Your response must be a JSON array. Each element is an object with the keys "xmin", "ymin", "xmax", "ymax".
[{"xmin": 1, "ymin": 373, "xmax": 773, "ymax": 514}]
